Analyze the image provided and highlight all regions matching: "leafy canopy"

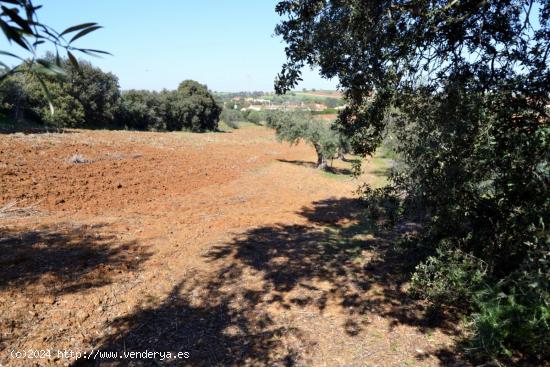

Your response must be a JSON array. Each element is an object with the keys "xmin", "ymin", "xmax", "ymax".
[
  {"xmin": 267, "ymin": 111, "xmax": 345, "ymax": 169},
  {"xmin": 274, "ymin": 0, "xmax": 549, "ymax": 361}
]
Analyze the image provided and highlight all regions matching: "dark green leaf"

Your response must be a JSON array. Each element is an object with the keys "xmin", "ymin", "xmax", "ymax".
[
  {"xmin": 0, "ymin": 49, "xmax": 23, "ymax": 60},
  {"xmin": 1, "ymin": 6, "xmax": 33, "ymax": 34},
  {"xmin": 35, "ymin": 58, "xmax": 66, "ymax": 75},
  {"xmin": 36, "ymin": 75, "xmax": 55, "ymax": 115},
  {"xmin": 69, "ymin": 25, "xmax": 102, "ymax": 43},
  {"xmin": 67, "ymin": 50, "xmax": 79, "ymax": 70},
  {"xmin": 59, "ymin": 22, "xmax": 97, "ymax": 37},
  {"xmin": 77, "ymin": 48, "xmax": 112, "ymax": 56},
  {"xmin": 0, "ymin": 23, "xmax": 31, "ymax": 50}
]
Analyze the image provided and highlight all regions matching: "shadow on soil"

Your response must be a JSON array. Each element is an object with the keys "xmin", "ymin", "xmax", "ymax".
[
  {"xmin": 0, "ymin": 223, "xmax": 150, "ymax": 295},
  {"xmin": 77, "ymin": 198, "xmax": 463, "ymax": 366},
  {"xmin": 277, "ymin": 159, "xmax": 353, "ymax": 175}
]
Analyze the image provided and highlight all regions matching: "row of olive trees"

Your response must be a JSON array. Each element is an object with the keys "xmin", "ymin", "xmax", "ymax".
[{"xmin": 0, "ymin": 57, "xmax": 221, "ymax": 131}]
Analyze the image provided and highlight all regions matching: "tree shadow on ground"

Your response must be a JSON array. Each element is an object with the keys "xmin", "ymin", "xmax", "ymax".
[
  {"xmin": 0, "ymin": 118, "xmax": 79, "ymax": 134},
  {"xmin": 0, "ymin": 127, "xmax": 79, "ymax": 134},
  {"xmin": 370, "ymin": 166, "xmax": 392, "ymax": 178},
  {"xmin": 0, "ymin": 223, "xmax": 150, "ymax": 295},
  {"xmin": 75, "ymin": 279, "xmax": 301, "ymax": 367},
  {"xmin": 277, "ymin": 159, "xmax": 353, "ymax": 175},
  {"xmin": 81, "ymin": 198, "xmax": 464, "ymax": 366}
]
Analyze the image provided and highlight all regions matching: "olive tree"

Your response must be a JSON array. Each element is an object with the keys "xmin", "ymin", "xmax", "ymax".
[
  {"xmin": 267, "ymin": 111, "xmax": 341, "ymax": 170},
  {"xmin": 161, "ymin": 80, "xmax": 221, "ymax": 132}
]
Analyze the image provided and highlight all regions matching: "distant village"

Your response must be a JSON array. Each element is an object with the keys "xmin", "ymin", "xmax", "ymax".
[
  {"xmin": 230, "ymin": 97, "xmax": 346, "ymax": 112},
  {"xmin": 215, "ymin": 90, "xmax": 346, "ymax": 113}
]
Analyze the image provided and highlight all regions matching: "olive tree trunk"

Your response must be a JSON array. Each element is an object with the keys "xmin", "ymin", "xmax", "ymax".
[{"xmin": 314, "ymin": 143, "xmax": 328, "ymax": 170}]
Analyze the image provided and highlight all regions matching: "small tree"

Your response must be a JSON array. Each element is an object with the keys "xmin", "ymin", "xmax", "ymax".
[
  {"xmin": 118, "ymin": 90, "xmax": 163, "ymax": 131},
  {"xmin": 266, "ymin": 111, "xmax": 342, "ymax": 170},
  {"xmin": 1, "ymin": 56, "xmax": 120, "ymax": 128},
  {"xmin": 25, "ymin": 76, "xmax": 85, "ymax": 128},
  {"xmin": 245, "ymin": 110, "xmax": 263, "ymax": 125},
  {"xmin": 160, "ymin": 80, "xmax": 221, "ymax": 132},
  {"xmin": 220, "ymin": 108, "xmax": 242, "ymax": 129}
]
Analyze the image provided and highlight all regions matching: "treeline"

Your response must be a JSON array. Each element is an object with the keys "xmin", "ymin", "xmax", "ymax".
[{"xmin": 0, "ymin": 56, "xmax": 221, "ymax": 132}]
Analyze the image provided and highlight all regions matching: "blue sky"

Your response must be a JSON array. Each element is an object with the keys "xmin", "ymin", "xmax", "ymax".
[{"xmin": 0, "ymin": 0, "xmax": 337, "ymax": 92}]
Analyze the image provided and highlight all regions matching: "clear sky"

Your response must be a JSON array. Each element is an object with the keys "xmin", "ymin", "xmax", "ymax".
[{"xmin": 0, "ymin": 0, "xmax": 337, "ymax": 92}]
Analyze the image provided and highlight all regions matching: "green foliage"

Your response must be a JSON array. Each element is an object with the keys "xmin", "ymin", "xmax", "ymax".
[
  {"xmin": 0, "ymin": 74, "xmax": 29, "ymax": 120},
  {"xmin": 0, "ymin": 56, "xmax": 120, "ymax": 128},
  {"xmin": 25, "ymin": 77, "xmax": 85, "ymax": 128},
  {"xmin": 220, "ymin": 108, "xmax": 242, "ymax": 129},
  {"xmin": 275, "ymin": 0, "xmax": 549, "ymax": 361},
  {"xmin": 161, "ymin": 80, "xmax": 221, "ymax": 132},
  {"xmin": 362, "ymin": 186, "xmax": 402, "ymax": 228},
  {"xmin": 266, "ymin": 111, "xmax": 344, "ymax": 169},
  {"xmin": 410, "ymin": 247, "xmax": 487, "ymax": 308},
  {"xmin": 0, "ymin": 64, "xmax": 220, "ymax": 132},
  {"xmin": 311, "ymin": 108, "xmax": 338, "ymax": 115},
  {"xmin": 118, "ymin": 90, "xmax": 163, "ymax": 131},
  {"xmin": 62, "ymin": 58, "xmax": 120, "ymax": 128},
  {"xmin": 243, "ymin": 110, "xmax": 263, "ymax": 125},
  {"xmin": 470, "ymin": 274, "xmax": 550, "ymax": 360}
]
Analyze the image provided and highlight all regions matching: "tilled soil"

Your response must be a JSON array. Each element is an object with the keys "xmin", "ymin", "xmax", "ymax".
[{"xmin": 0, "ymin": 126, "xmax": 465, "ymax": 366}]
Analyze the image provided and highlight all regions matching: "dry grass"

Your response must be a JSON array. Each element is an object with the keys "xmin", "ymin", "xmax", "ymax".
[
  {"xmin": 67, "ymin": 153, "xmax": 92, "ymax": 164},
  {"xmin": 0, "ymin": 200, "xmax": 43, "ymax": 219}
]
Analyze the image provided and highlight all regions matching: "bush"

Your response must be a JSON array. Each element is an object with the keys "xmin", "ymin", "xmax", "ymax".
[
  {"xmin": 244, "ymin": 110, "xmax": 263, "ymax": 125},
  {"xmin": 0, "ymin": 56, "xmax": 120, "ymax": 129},
  {"xmin": 392, "ymin": 87, "xmax": 549, "ymax": 362},
  {"xmin": 118, "ymin": 90, "xmax": 163, "ymax": 130},
  {"xmin": 470, "ymin": 275, "xmax": 549, "ymax": 360},
  {"xmin": 161, "ymin": 80, "xmax": 221, "ymax": 132},
  {"xmin": 275, "ymin": 1, "xmax": 548, "ymax": 362},
  {"xmin": 0, "ymin": 75, "xmax": 29, "ymax": 121},
  {"xmin": 0, "ymin": 58, "xmax": 220, "ymax": 133},
  {"xmin": 62, "ymin": 58, "xmax": 121, "ymax": 128},
  {"xmin": 220, "ymin": 108, "xmax": 242, "ymax": 129},
  {"xmin": 410, "ymin": 247, "xmax": 487, "ymax": 308},
  {"xmin": 362, "ymin": 186, "xmax": 402, "ymax": 228}
]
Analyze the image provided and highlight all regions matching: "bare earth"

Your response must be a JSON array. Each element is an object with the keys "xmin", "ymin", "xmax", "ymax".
[{"xmin": 0, "ymin": 126, "xmax": 466, "ymax": 366}]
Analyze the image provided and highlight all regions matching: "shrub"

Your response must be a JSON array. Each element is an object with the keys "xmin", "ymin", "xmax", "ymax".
[
  {"xmin": 1, "ymin": 56, "xmax": 120, "ymax": 129},
  {"xmin": 62, "ymin": 58, "xmax": 121, "ymax": 128},
  {"xmin": 362, "ymin": 186, "xmax": 402, "ymax": 228},
  {"xmin": 25, "ymin": 77, "xmax": 85, "ymax": 128},
  {"xmin": 410, "ymin": 246, "xmax": 487, "ymax": 308},
  {"xmin": 470, "ymin": 275, "xmax": 550, "ymax": 360},
  {"xmin": 118, "ymin": 90, "xmax": 163, "ymax": 130},
  {"xmin": 0, "ymin": 75, "xmax": 30, "ymax": 121},
  {"xmin": 244, "ymin": 110, "xmax": 263, "ymax": 125},
  {"xmin": 161, "ymin": 80, "xmax": 221, "ymax": 132},
  {"xmin": 275, "ymin": 2, "xmax": 549, "ymax": 361},
  {"xmin": 220, "ymin": 108, "xmax": 242, "ymax": 129}
]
